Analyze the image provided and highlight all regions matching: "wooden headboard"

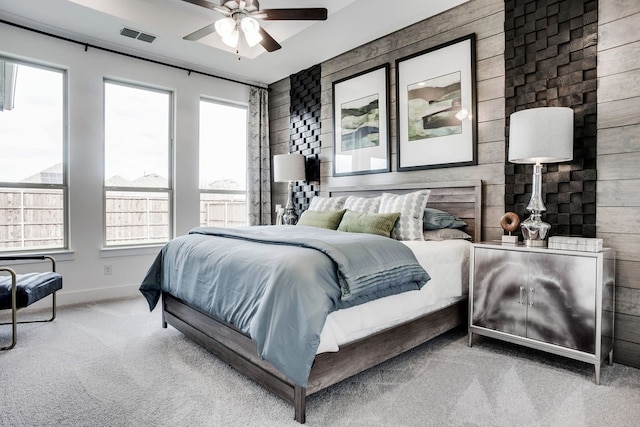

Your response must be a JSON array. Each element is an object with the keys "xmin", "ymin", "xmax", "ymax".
[{"xmin": 324, "ymin": 180, "xmax": 482, "ymax": 242}]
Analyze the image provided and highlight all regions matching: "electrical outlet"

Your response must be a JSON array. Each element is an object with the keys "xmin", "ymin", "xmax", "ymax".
[{"xmin": 104, "ymin": 265, "xmax": 112, "ymax": 275}]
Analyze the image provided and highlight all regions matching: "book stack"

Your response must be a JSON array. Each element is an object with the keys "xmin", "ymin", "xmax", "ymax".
[{"xmin": 548, "ymin": 236, "xmax": 603, "ymax": 252}]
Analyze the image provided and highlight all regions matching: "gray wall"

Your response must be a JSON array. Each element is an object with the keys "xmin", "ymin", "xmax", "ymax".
[
  {"xmin": 597, "ymin": 0, "xmax": 640, "ymax": 367},
  {"xmin": 270, "ymin": 0, "xmax": 640, "ymax": 369}
]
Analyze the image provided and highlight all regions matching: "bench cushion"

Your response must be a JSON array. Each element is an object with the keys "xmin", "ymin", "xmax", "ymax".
[{"xmin": 0, "ymin": 272, "xmax": 62, "ymax": 310}]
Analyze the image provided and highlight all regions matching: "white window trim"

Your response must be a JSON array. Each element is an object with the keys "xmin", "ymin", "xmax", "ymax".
[
  {"xmin": 0, "ymin": 57, "xmax": 69, "ymax": 253},
  {"xmin": 102, "ymin": 79, "xmax": 174, "ymax": 247}
]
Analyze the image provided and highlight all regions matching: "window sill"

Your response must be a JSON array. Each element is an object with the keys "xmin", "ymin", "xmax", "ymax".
[{"xmin": 99, "ymin": 244, "xmax": 164, "ymax": 258}]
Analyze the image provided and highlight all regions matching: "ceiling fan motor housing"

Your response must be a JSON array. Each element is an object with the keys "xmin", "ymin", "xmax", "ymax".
[{"xmin": 221, "ymin": 0, "xmax": 259, "ymax": 14}]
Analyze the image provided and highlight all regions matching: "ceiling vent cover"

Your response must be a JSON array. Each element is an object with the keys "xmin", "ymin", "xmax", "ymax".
[{"xmin": 120, "ymin": 27, "xmax": 156, "ymax": 43}]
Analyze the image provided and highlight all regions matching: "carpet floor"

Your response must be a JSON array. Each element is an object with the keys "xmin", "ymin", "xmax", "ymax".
[{"xmin": 1, "ymin": 297, "xmax": 639, "ymax": 426}]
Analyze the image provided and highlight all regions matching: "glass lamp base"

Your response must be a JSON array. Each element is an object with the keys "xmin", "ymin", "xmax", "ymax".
[
  {"xmin": 282, "ymin": 180, "xmax": 299, "ymax": 225},
  {"xmin": 282, "ymin": 208, "xmax": 298, "ymax": 225},
  {"xmin": 521, "ymin": 212, "xmax": 550, "ymax": 247}
]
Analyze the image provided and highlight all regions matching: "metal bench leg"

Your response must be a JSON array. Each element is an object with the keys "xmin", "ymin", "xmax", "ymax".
[
  {"xmin": 1, "ymin": 292, "xmax": 58, "ymax": 325},
  {"xmin": 1, "ymin": 256, "xmax": 60, "ymax": 350},
  {"xmin": 0, "ymin": 267, "xmax": 17, "ymax": 351},
  {"xmin": 1, "ymin": 275, "xmax": 57, "ymax": 350}
]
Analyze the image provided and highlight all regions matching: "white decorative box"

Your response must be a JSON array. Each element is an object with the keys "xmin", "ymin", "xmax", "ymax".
[{"xmin": 548, "ymin": 236, "xmax": 603, "ymax": 252}]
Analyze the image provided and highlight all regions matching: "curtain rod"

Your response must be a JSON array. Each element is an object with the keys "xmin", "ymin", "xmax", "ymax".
[{"xmin": 0, "ymin": 19, "xmax": 268, "ymax": 90}]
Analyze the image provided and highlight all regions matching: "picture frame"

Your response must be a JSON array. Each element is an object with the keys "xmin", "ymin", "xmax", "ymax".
[
  {"xmin": 332, "ymin": 63, "xmax": 390, "ymax": 176},
  {"xmin": 396, "ymin": 34, "xmax": 477, "ymax": 171}
]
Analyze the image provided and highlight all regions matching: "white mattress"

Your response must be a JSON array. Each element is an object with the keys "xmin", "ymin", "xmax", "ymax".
[{"xmin": 317, "ymin": 239, "xmax": 470, "ymax": 354}]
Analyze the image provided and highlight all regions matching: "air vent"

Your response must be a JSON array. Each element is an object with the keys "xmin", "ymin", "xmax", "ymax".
[
  {"xmin": 136, "ymin": 33, "xmax": 156, "ymax": 43},
  {"xmin": 119, "ymin": 27, "xmax": 156, "ymax": 43}
]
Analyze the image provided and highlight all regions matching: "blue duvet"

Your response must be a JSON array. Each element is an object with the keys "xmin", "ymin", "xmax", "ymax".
[{"xmin": 140, "ymin": 225, "xmax": 430, "ymax": 387}]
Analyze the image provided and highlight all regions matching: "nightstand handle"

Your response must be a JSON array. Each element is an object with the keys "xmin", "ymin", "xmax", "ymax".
[
  {"xmin": 518, "ymin": 286, "xmax": 525, "ymax": 305},
  {"xmin": 529, "ymin": 287, "xmax": 535, "ymax": 306}
]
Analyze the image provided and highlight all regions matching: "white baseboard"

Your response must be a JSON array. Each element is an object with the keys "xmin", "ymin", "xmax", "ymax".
[{"xmin": 58, "ymin": 283, "xmax": 141, "ymax": 306}]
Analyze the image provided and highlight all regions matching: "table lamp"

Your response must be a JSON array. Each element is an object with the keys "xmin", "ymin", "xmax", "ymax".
[
  {"xmin": 273, "ymin": 153, "xmax": 306, "ymax": 225},
  {"xmin": 508, "ymin": 107, "xmax": 574, "ymax": 247}
]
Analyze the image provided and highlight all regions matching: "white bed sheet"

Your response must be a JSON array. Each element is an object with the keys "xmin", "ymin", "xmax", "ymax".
[{"xmin": 317, "ymin": 239, "xmax": 470, "ymax": 354}]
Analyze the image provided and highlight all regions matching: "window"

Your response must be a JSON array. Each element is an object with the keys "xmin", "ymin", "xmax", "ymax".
[
  {"xmin": 104, "ymin": 81, "xmax": 172, "ymax": 246},
  {"xmin": 199, "ymin": 99, "xmax": 247, "ymax": 228},
  {"xmin": 0, "ymin": 59, "xmax": 67, "ymax": 252}
]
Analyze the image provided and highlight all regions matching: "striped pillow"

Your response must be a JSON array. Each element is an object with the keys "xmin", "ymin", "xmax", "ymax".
[
  {"xmin": 344, "ymin": 196, "xmax": 381, "ymax": 214},
  {"xmin": 308, "ymin": 196, "xmax": 347, "ymax": 211},
  {"xmin": 379, "ymin": 190, "xmax": 431, "ymax": 241}
]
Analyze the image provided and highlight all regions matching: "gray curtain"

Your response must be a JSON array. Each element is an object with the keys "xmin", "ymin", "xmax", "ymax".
[
  {"xmin": 247, "ymin": 87, "xmax": 271, "ymax": 225},
  {"xmin": 0, "ymin": 61, "xmax": 18, "ymax": 111}
]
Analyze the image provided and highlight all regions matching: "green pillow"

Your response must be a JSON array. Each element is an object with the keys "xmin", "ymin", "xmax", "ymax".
[
  {"xmin": 297, "ymin": 209, "xmax": 346, "ymax": 230},
  {"xmin": 338, "ymin": 210, "xmax": 400, "ymax": 237}
]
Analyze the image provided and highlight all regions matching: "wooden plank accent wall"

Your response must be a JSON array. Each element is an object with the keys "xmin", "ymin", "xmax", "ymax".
[
  {"xmin": 320, "ymin": 0, "xmax": 506, "ymax": 242},
  {"xmin": 598, "ymin": 0, "xmax": 640, "ymax": 368},
  {"xmin": 268, "ymin": 78, "xmax": 292, "ymax": 218},
  {"xmin": 268, "ymin": 0, "xmax": 506, "ymax": 241},
  {"xmin": 269, "ymin": 0, "xmax": 506, "ymax": 239}
]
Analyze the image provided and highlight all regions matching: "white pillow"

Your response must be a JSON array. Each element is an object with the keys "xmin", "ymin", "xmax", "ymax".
[
  {"xmin": 344, "ymin": 196, "xmax": 381, "ymax": 214},
  {"xmin": 308, "ymin": 196, "xmax": 347, "ymax": 211},
  {"xmin": 379, "ymin": 190, "xmax": 431, "ymax": 241}
]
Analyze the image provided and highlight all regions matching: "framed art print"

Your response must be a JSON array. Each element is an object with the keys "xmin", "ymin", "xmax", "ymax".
[
  {"xmin": 396, "ymin": 34, "xmax": 477, "ymax": 171},
  {"xmin": 333, "ymin": 63, "xmax": 390, "ymax": 176}
]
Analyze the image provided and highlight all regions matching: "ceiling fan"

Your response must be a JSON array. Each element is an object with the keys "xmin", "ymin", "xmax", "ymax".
[{"xmin": 181, "ymin": 0, "xmax": 328, "ymax": 52}]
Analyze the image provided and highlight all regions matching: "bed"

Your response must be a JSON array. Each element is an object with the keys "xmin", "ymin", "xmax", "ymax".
[{"xmin": 142, "ymin": 180, "xmax": 481, "ymax": 423}]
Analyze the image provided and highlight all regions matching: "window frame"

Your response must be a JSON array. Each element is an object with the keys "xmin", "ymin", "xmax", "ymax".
[
  {"xmin": 102, "ymin": 79, "xmax": 174, "ymax": 247},
  {"xmin": 0, "ymin": 56, "xmax": 69, "ymax": 253},
  {"xmin": 198, "ymin": 97, "xmax": 248, "ymax": 228}
]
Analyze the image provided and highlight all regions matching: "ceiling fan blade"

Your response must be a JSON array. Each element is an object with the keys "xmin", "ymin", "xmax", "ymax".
[
  {"xmin": 180, "ymin": 0, "xmax": 230, "ymax": 15},
  {"xmin": 183, "ymin": 23, "xmax": 217, "ymax": 41},
  {"xmin": 258, "ymin": 27, "xmax": 281, "ymax": 52},
  {"xmin": 261, "ymin": 8, "xmax": 328, "ymax": 21}
]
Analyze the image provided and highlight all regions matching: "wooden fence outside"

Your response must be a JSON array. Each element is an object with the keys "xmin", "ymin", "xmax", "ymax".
[
  {"xmin": 0, "ymin": 188, "xmax": 64, "ymax": 249},
  {"xmin": 199, "ymin": 200, "xmax": 246, "ymax": 228},
  {"xmin": 105, "ymin": 192, "xmax": 170, "ymax": 246},
  {"xmin": 0, "ymin": 189, "xmax": 247, "ymax": 250}
]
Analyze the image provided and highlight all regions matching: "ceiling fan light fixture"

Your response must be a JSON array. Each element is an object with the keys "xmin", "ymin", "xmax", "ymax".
[
  {"xmin": 240, "ymin": 16, "xmax": 260, "ymax": 34},
  {"xmin": 214, "ymin": 17, "xmax": 236, "ymax": 37},
  {"xmin": 221, "ymin": 29, "xmax": 239, "ymax": 48},
  {"xmin": 244, "ymin": 30, "xmax": 263, "ymax": 47},
  {"xmin": 182, "ymin": 0, "xmax": 328, "ymax": 53}
]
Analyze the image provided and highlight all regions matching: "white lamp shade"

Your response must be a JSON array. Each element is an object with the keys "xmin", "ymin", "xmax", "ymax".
[
  {"xmin": 273, "ymin": 153, "xmax": 306, "ymax": 182},
  {"xmin": 508, "ymin": 107, "xmax": 574, "ymax": 164}
]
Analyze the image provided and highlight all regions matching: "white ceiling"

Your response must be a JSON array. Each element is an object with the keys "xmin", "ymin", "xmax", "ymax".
[{"xmin": 0, "ymin": 0, "xmax": 468, "ymax": 86}]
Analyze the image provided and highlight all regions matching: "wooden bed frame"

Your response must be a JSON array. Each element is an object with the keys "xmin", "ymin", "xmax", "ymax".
[{"xmin": 161, "ymin": 180, "xmax": 482, "ymax": 423}]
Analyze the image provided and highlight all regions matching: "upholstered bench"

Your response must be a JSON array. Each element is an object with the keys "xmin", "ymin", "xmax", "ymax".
[{"xmin": 0, "ymin": 255, "xmax": 62, "ymax": 350}]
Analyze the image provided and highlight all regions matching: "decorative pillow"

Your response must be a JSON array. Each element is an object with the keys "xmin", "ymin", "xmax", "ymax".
[
  {"xmin": 308, "ymin": 196, "xmax": 347, "ymax": 211},
  {"xmin": 337, "ymin": 210, "xmax": 400, "ymax": 237},
  {"xmin": 423, "ymin": 228, "xmax": 472, "ymax": 241},
  {"xmin": 423, "ymin": 208, "xmax": 467, "ymax": 230},
  {"xmin": 379, "ymin": 190, "xmax": 431, "ymax": 241},
  {"xmin": 297, "ymin": 209, "xmax": 346, "ymax": 230},
  {"xmin": 344, "ymin": 196, "xmax": 381, "ymax": 214}
]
